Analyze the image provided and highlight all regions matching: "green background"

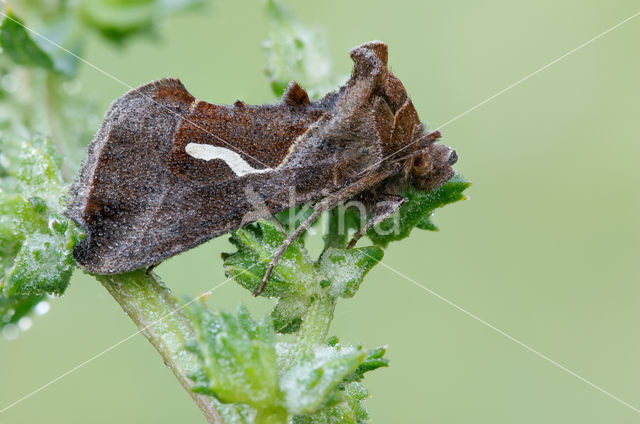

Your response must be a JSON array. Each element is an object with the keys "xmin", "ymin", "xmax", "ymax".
[{"xmin": 2, "ymin": 0, "xmax": 640, "ymax": 422}]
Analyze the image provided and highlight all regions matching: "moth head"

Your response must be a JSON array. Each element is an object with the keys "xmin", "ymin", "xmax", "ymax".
[{"xmin": 410, "ymin": 133, "xmax": 458, "ymax": 191}]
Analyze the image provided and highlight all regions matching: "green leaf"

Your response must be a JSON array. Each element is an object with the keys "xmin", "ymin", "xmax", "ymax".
[
  {"xmin": 322, "ymin": 207, "xmax": 364, "ymax": 250},
  {"xmin": 224, "ymin": 220, "xmax": 384, "ymax": 300},
  {"xmin": 275, "ymin": 204, "xmax": 320, "ymax": 240},
  {"xmin": 78, "ymin": 0, "xmax": 156, "ymax": 43},
  {"xmin": 40, "ymin": 17, "xmax": 84, "ymax": 76},
  {"xmin": 0, "ymin": 137, "xmax": 79, "ymax": 321},
  {"xmin": 0, "ymin": 294, "xmax": 44, "ymax": 333},
  {"xmin": 342, "ymin": 346, "xmax": 389, "ymax": 383},
  {"xmin": 0, "ymin": 13, "xmax": 84, "ymax": 77},
  {"xmin": 0, "ymin": 10, "xmax": 55, "ymax": 71},
  {"xmin": 367, "ymin": 174, "xmax": 471, "ymax": 247},
  {"xmin": 3, "ymin": 231, "xmax": 75, "ymax": 296},
  {"xmin": 187, "ymin": 304, "xmax": 282, "ymax": 410},
  {"xmin": 79, "ymin": 0, "xmax": 207, "ymax": 44},
  {"xmin": 271, "ymin": 295, "xmax": 309, "ymax": 334},
  {"xmin": 292, "ymin": 382, "xmax": 370, "ymax": 424},
  {"xmin": 223, "ymin": 220, "xmax": 321, "ymax": 298},
  {"xmin": 280, "ymin": 344, "xmax": 365, "ymax": 415},
  {"xmin": 318, "ymin": 247, "xmax": 383, "ymax": 298},
  {"xmin": 263, "ymin": 0, "xmax": 344, "ymax": 99}
]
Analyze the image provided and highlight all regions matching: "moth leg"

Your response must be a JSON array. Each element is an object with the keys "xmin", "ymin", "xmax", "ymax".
[
  {"xmin": 346, "ymin": 194, "xmax": 405, "ymax": 249},
  {"xmin": 269, "ymin": 215, "xmax": 288, "ymax": 236},
  {"xmin": 145, "ymin": 263, "xmax": 161, "ymax": 275},
  {"xmin": 254, "ymin": 205, "xmax": 327, "ymax": 296},
  {"xmin": 254, "ymin": 171, "xmax": 397, "ymax": 297}
]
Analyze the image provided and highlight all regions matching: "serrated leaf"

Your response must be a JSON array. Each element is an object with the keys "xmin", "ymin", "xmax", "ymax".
[
  {"xmin": 271, "ymin": 295, "xmax": 309, "ymax": 334},
  {"xmin": 187, "ymin": 304, "xmax": 281, "ymax": 410},
  {"xmin": 367, "ymin": 174, "xmax": 471, "ymax": 247},
  {"xmin": 14, "ymin": 141, "xmax": 65, "ymax": 203},
  {"xmin": 292, "ymin": 382, "xmax": 370, "ymax": 424},
  {"xmin": 0, "ymin": 10, "xmax": 55, "ymax": 71},
  {"xmin": 1, "ymin": 138, "xmax": 78, "ymax": 305},
  {"xmin": 3, "ymin": 231, "xmax": 75, "ymax": 296},
  {"xmin": 280, "ymin": 345, "xmax": 365, "ymax": 415},
  {"xmin": 342, "ymin": 346, "xmax": 389, "ymax": 383},
  {"xmin": 223, "ymin": 220, "xmax": 321, "ymax": 298},
  {"xmin": 318, "ymin": 247, "xmax": 383, "ymax": 298},
  {"xmin": 263, "ymin": 0, "xmax": 344, "ymax": 100}
]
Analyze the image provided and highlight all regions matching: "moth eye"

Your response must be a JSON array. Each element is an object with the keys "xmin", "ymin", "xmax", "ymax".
[
  {"xmin": 412, "ymin": 152, "xmax": 432, "ymax": 177},
  {"xmin": 448, "ymin": 149, "xmax": 459, "ymax": 165}
]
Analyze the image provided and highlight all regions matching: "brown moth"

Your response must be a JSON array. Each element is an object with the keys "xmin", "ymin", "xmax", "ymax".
[{"xmin": 66, "ymin": 41, "xmax": 457, "ymax": 295}]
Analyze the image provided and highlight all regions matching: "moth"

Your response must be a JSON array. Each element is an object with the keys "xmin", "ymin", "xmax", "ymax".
[{"xmin": 66, "ymin": 41, "xmax": 458, "ymax": 295}]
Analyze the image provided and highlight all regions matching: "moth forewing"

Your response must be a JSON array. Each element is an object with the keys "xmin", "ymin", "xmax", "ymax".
[{"xmin": 66, "ymin": 41, "xmax": 458, "ymax": 293}]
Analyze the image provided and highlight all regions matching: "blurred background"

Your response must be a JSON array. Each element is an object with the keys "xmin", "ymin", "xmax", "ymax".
[{"xmin": 1, "ymin": 0, "xmax": 640, "ymax": 423}]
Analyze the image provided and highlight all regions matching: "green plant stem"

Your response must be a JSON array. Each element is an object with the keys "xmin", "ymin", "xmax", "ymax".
[
  {"xmin": 288, "ymin": 295, "xmax": 336, "ymax": 366},
  {"xmin": 96, "ymin": 270, "xmax": 223, "ymax": 424},
  {"xmin": 285, "ymin": 209, "xmax": 340, "ymax": 364}
]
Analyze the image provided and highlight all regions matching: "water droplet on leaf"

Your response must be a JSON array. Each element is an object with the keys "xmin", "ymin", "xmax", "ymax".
[
  {"xmin": 35, "ymin": 301, "xmax": 50, "ymax": 315},
  {"xmin": 2, "ymin": 324, "xmax": 20, "ymax": 341}
]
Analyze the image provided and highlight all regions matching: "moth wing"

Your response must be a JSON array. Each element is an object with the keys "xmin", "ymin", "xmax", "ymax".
[
  {"xmin": 66, "ymin": 79, "xmax": 243, "ymax": 274},
  {"xmin": 66, "ymin": 79, "xmax": 321, "ymax": 274}
]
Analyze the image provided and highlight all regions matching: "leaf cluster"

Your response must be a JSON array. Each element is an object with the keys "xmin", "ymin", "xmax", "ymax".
[
  {"xmin": 0, "ymin": 136, "xmax": 79, "ymax": 329},
  {"xmin": 187, "ymin": 303, "xmax": 385, "ymax": 424},
  {"xmin": 0, "ymin": 2, "xmax": 209, "ymax": 333}
]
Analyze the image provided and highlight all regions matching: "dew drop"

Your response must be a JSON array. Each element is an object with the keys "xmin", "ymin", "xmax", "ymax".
[
  {"xmin": 2, "ymin": 324, "xmax": 19, "ymax": 341},
  {"xmin": 18, "ymin": 317, "xmax": 32, "ymax": 331},
  {"xmin": 1, "ymin": 73, "xmax": 18, "ymax": 93},
  {"xmin": 35, "ymin": 301, "xmax": 51, "ymax": 316}
]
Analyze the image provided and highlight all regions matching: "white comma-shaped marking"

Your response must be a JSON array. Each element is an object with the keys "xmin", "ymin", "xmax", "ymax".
[{"xmin": 185, "ymin": 143, "xmax": 273, "ymax": 177}]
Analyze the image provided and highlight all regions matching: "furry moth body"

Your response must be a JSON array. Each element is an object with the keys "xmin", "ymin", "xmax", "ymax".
[{"xmin": 66, "ymin": 41, "xmax": 458, "ymax": 294}]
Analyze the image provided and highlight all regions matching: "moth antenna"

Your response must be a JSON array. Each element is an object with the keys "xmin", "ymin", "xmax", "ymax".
[
  {"xmin": 414, "ymin": 129, "xmax": 442, "ymax": 148},
  {"xmin": 424, "ymin": 129, "xmax": 442, "ymax": 142}
]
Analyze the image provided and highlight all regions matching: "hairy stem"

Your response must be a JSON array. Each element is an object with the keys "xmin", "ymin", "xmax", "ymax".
[
  {"xmin": 288, "ymin": 295, "xmax": 336, "ymax": 366},
  {"xmin": 97, "ymin": 270, "xmax": 223, "ymax": 424}
]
